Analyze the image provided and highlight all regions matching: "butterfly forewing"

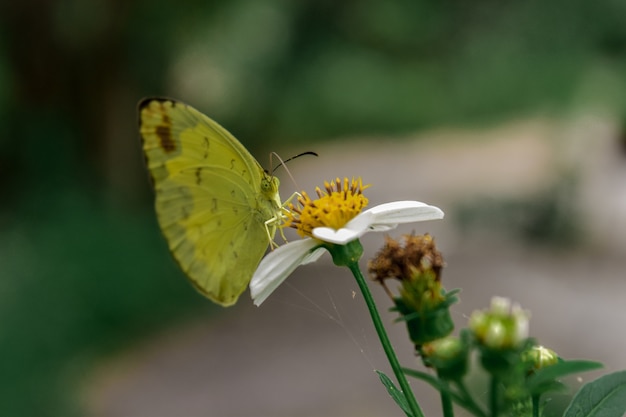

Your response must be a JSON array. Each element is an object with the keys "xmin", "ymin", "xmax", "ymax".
[{"xmin": 139, "ymin": 98, "xmax": 281, "ymax": 306}]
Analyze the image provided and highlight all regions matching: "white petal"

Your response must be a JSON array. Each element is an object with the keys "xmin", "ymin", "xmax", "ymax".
[
  {"xmin": 312, "ymin": 201, "xmax": 443, "ymax": 245},
  {"xmin": 313, "ymin": 209, "xmax": 379, "ymax": 244},
  {"xmin": 320, "ymin": 210, "xmax": 377, "ymax": 243},
  {"xmin": 250, "ymin": 238, "xmax": 323, "ymax": 306},
  {"xmin": 366, "ymin": 201, "xmax": 444, "ymax": 226},
  {"xmin": 365, "ymin": 224, "xmax": 397, "ymax": 232},
  {"xmin": 312, "ymin": 227, "xmax": 361, "ymax": 244},
  {"xmin": 301, "ymin": 246, "xmax": 326, "ymax": 265}
]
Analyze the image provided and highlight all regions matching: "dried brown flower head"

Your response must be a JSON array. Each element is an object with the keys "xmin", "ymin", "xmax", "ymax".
[{"xmin": 368, "ymin": 233, "xmax": 444, "ymax": 284}]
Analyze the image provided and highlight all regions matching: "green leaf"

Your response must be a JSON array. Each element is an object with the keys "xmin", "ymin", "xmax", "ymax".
[
  {"xmin": 563, "ymin": 370, "xmax": 626, "ymax": 417},
  {"xmin": 527, "ymin": 360, "xmax": 603, "ymax": 394},
  {"xmin": 403, "ymin": 367, "xmax": 451, "ymax": 393},
  {"xmin": 403, "ymin": 367, "xmax": 488, "ymax": 417},
  {"xmin": 376, "ymin": 370, "xmax": 413, "ymax": 417}
]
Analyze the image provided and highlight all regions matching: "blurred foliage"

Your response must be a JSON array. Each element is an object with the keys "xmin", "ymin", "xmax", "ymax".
[
  {"xmin": 0, "ymin": 187, "xmax": 208, "ymax": 416},
  {"xmin": 0, "ymin": 0, "xmax": 625, "ymax": 415}
]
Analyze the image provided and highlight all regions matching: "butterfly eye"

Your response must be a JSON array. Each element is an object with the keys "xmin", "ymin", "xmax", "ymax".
[
  {"xmin": 260, "ymin": 176, "xmax": 281, "ymax": 205},
  {"xmin": 261, "ymin": 176, "xmax": 277, "ymax": 194}
]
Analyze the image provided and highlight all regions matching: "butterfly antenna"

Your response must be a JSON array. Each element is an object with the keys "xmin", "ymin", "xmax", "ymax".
[
  {"xmin": 270, "ymin": 152, "xmax": 297, "ymax": 188},
  {"xmin": 272, "ymin": 151, "xmax": 318, "ymax": 172},
  {"xmin": 270, "ymin": 151, "xmax": 318, "ymax": 188}
]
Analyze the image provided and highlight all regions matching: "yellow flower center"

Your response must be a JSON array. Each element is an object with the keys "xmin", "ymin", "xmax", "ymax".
[{"xmin": 285, "ymin": 177, "xmax": 370, "ymax": 238}]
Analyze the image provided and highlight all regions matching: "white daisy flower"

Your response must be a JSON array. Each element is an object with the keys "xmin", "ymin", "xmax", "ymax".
[{"xmin": 250, "ymin": 178, "xmax": 444, "ymax": 305}]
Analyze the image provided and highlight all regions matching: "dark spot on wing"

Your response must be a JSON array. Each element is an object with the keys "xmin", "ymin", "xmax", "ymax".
[
  {"xmin": 196, "ymin": 167, "xmax": 203, "ymax": 185},
  {"xmin": 203, "ymin": 136, "xmax": 210, "ymax": 159},
  {"xmin": 156, "ymin": 114, "xmax": 176, "ymax": 153}
]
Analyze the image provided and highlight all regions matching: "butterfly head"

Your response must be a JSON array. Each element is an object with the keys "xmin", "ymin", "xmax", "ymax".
[{"xmin": 261, "ymin": 172, "xmax": 282, "ymax": 209}]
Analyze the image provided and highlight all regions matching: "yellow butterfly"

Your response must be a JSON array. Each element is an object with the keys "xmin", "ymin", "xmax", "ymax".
[{"xmin": 138, "ymin": 98, "xmax": 283, "ymax": 306}]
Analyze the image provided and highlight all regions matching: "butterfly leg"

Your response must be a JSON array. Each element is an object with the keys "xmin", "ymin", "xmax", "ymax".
[
  {"xmin": 264, "ymin": 217, "xmax": 281, "ymax": 249},
  {"xmin": 264, "ymin": 191, "xmax": 301, "ymax": 248},
  {"xmin": 278, "ymin": 191, "xmax": 302, "ymax": 243},
  {"xmin": 282, "ymin": 191, "xmax": 301, "ymax": 206}
]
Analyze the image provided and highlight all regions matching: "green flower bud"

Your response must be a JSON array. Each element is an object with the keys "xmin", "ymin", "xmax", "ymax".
[
  {"xmin": 470, "ymin": 297, "xmax": 532, "ymax": 378},
  {"xmin": 421, "ymin": 335, "xmax": 469, "ymax": 380},
  {"xmin": 469, "ymin": 296, "xmax": 530, "ymax": 350},
  {"xmin": 522, "ymin": 345, "xmax": 559, "ymax": 371}
]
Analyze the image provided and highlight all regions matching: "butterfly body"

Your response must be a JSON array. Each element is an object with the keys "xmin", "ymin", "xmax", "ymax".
[{"xmin": 139, "ymin": 98, "xmax": 281, "ymax": 306}]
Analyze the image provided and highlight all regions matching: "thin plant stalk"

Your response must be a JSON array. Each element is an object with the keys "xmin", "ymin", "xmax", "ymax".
[
  {"xmin": 348, "ymin": 262, "xmax": 425, "ymax": 417},
  {"xmin": 490, "ymin": 376, "xmax": 499, "ymax": 417},
  {"xmin": 438, "ymin": 377, "xmax": 454, "ymax": 417},
  {"xmin": 453, "ymin": 380, "xmax": 488, "ymax": 417},
  {"xmin": 532, "ymin": 395, "xmax": 540, "ymax": 417}
]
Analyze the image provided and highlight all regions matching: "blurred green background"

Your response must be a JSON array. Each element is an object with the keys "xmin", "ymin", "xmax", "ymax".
[{"xmin": 1, "ymin": 0, "xmax": 625, "ymax": 415}]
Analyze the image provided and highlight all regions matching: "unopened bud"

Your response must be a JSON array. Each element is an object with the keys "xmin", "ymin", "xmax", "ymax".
[
  {"xmin": 522, "ymin": 345, "xmax": 559, "ymax": 371},
  {"xmin": 421, "ymin": 335, "xmax": 469, "ymax": 380},
  {"xmin": 469, "ymin": 296, "xmax": 530, "ymax": 350}
]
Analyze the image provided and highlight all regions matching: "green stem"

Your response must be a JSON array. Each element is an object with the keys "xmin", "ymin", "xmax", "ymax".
[
  {"xmin": 438, "ymin": 377, "xmax": 454, "ymax": 417},
  {"xmin": 532, "ymin": 394, "xmax": 540, "ymax": 417},
  {"xmin": 454, "ymin": 380, "xmax": 488, "ymax": 417},
  {"xmin": 489, "ymin": 376, "xmax": 499, "ymax": 417},
  {"xmin": 348, "ymin": 262, "xmax": 425, "ymax": 417}
]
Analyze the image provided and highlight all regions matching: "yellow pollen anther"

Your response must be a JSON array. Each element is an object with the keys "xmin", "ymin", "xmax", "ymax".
[{"xmin": 285, "ymin": 177, "xmax": 370, "ymax": 239}]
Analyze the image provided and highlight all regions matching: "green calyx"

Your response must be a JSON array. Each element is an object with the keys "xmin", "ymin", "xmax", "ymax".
[
  {"xmin": 325, "ymin": 239, "xmax": 364, "ymax": 267},
  {"xmin": 393, "ymin": 289, "xmax": 458, "ymax": 346}
]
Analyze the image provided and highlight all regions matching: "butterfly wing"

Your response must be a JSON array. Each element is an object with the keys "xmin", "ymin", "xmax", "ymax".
[{"xmin": 139, "ymin": 98, "xmax": 281, "ymax": 306}]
